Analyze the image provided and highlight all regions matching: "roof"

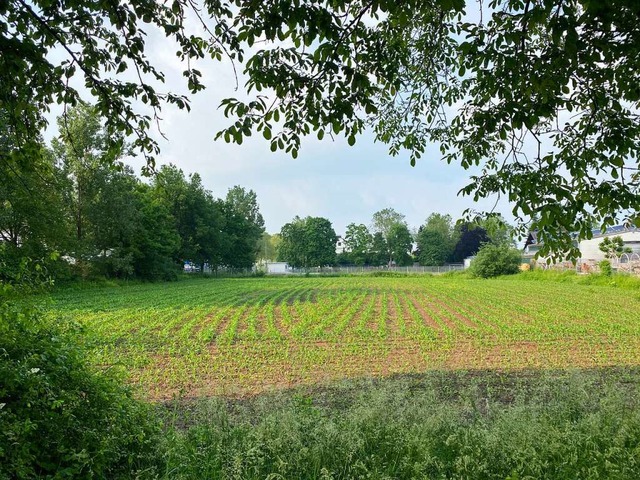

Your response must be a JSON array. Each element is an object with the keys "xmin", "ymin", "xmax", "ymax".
[
  {"xmin": 523, "ymin": 224, "xmax": 638, "ymax": 250},
  {"xmin": 590, "ymin": 225, "xmax": 639, "ymax": 239}
]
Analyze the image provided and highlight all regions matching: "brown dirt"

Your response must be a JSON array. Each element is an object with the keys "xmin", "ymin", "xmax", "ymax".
[
  {"xmin": 365, "ymin": 293, "xmax": 383, "ymax": 333},
  {"xmin": 213, "ymin": 305, "xmax": 247, "ymax": 341},
  {"xmin": 404, "ymin": 293, "xmax": 450, "ymax": 333},
  {"xmin": 420, "ymin": 293, "xmax": 478, "ymax": 329}
]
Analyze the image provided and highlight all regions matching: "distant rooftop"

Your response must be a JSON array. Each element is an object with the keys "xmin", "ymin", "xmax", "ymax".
[
  {"xmin": 589, "ymin": 224, "xmax": 639, "ymax": 238},
  {"xmin": 524, "ymin": 224, "xmax": 639, "ymax": 249}
]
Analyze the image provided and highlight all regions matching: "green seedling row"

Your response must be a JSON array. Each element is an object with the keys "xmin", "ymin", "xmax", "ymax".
[{"xmin": 45, "ymin": 276, "xmax": 640, "ymax": 399}]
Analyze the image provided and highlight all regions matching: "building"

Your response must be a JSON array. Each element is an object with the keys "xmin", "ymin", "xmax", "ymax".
[
  {"xmin": 335, "ymin": 236, "xmax": 349, "ymax": 254},
  {"xmin": 264, "ymin": 262, "xmax": 290, "ymax": 274},
  {"xmin": 524, "ymin": 225, "xmax": 640, "ymax": 263},
  {"xmin": 578, "ymin": 226, "xmax": 640, "ymax": 262}
]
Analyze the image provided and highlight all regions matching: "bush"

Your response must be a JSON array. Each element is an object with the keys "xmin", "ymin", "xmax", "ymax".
[
  {"xmin": 470, "ymin": 243, "xmax": 522, "ymax": 278},
  {"xmin": 0, "ymin": 302, "xmax": 161, "ymax": 479},
  {"xmin": 599, "ymin": 260, "xmax": 613, "ymax": 276}
]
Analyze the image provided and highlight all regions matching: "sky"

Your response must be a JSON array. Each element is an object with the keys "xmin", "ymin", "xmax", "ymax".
[{"xmin": 43, "ymin": 9, "xmax": 516, "ymax": 237}]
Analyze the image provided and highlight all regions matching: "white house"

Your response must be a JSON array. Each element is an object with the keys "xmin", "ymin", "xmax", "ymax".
[{"xmin": 335, "ymin": 236, "xmax": 349, "ymax": 254}]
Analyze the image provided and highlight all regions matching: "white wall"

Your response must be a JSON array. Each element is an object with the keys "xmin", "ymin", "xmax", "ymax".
[
  {"xmin": 266, "ymin": 262, "xmax": 289, "ymax": 274},
  {"xmin": 579, "ymin": 231, "xmax": 640, "ymax": 261}
]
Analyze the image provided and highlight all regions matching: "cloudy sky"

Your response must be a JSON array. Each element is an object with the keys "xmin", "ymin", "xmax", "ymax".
[{"xmin": 44, "ymin": 13, "xmax": 515, "ymax": 237}]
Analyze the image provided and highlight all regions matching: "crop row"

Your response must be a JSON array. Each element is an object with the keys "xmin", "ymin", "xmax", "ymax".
[{"xmin": 47, "ymin": 276, "xmax": 640, "ymax": 398}]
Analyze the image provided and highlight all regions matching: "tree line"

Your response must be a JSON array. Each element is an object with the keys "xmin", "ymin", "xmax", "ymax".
[
  {"xmin": 0, "ymin": 104, "xmax": 265, "ymax": 281},
  {"xmin": 273, "ymin": 208, "xmax": 514, "ymax": 269}
]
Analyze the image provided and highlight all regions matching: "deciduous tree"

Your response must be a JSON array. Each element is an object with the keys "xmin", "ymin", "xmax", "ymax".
[
  {"xmin": 451, "ymin": 223, "xmax": 489, "ymax": 263},
  {"xmin": 222, "ymin": 186, "xmax": 265, "ymax": 268},
  {"xmin": 4, "ymin": 0, "xmax": 639, "ymax": 257},
  {"xmin": 599, "ymin": 236, "xmax": 632, "ymax": 259},
  {"xmin": 344, "ymin": 223, "xmax": 373, "ymax": 266},
  {"xmin": 278, "ymin": 216, "xmax": 337, "ymax": 269},
  {"xmin": 416, "ymin": 214, "xmax": 456, "ymax": 266},
  {"xmin": 371, "ymin": 208, "xmax": 407, "ymax": 244},
  {"xmin": 387, "ymin": 222, "xmax": 414, "ymax": 266}
]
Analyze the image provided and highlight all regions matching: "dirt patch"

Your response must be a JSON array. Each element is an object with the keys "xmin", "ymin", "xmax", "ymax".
[
  {"xmin": 404, "ymin": 293, "xmax": 448, "ymax": 333},
  {"xmin": 365, "ymin": 293, "xmax": 383, "ymax": 333},
  {"xmin": 421, "ymin": 293, "xmax": 478, "ymax": 329}
]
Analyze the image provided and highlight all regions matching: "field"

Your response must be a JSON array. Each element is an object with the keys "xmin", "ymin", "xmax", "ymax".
[{"xmin": 47, "ymin": 274, "xmax": 640, "ymax": 400}]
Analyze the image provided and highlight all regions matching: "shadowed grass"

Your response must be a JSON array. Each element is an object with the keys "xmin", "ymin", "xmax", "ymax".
[{"xmin": 154, "ymin": 368, "xmax": 640, "ymax": 479}]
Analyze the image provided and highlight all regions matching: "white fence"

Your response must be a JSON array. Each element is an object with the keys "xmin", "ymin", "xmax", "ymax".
[
  {"xmin": 184, "ymin": 264, "xmax": 466, "ymax": 276},
  {"xmin": 288, "ymin": 264, "xmax": 465, "ymax": 275}
]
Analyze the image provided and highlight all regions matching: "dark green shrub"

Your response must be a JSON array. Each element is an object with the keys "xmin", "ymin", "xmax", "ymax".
[
  {"xmin": 470, "ymin": 243, "xmax": 522, "ymax": 278},
  {"xmin": 0, "ymin": 302, "xmax": 161, "ymax": 479},
  {"xmin": 599, "ymin": 259, "xmax": 613, "ymax": 276}
]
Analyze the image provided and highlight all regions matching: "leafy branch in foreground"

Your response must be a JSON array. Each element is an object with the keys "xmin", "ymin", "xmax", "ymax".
[{"xmin": 2, "ymin": 0, "xmax": 639, "ymax": 258}]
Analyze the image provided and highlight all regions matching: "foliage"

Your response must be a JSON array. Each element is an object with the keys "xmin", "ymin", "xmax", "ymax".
[
  {"xmin": 599, "ymin": 259, "xmax": 613, "ymax": 276},
  {"xmin": 369, "ymin": 208, "xmax": 411, "ymax": 265},
  {"xmin": 476, "ymin": 215, "xmax": 515, "ymax": 247},
  {"xmin": 222, "ymin": 186, "xmax": 265, "ymax": 268},
  {"xmin": 278, "ymin": 216, "xmax": 338, "ymax": 268},
  {"xmin": 129, "ymin": 184, "xmax": 181, "ymax": 281},
  {"xmin": 152, "ymin": 165, "xmax": 224, "ymax": 270},
  {"xmin": 0, "ymin": 0, "xmax": 226, "ymax": 171},
  {"xmin": 216, "ymin": 0, "xmax": 640, "ymax": 259},
  {"xmin": 387, "ymin": 222, "xmax": 414, "ymax": 266},
  {"xmin": 0, "ymin": 304, "xmax": 161, "ymax": 478},
  {"xmin": 599, "ymin": 236, "xmax": 633, "ymax": 259},
  {"xmin": 516, "ymin": 269, "xmax": 640, "ymax": 290},
  {"xmin": 371, "ymin": 208, "xmax": 406, "ymax": 243},
  {"xmin": 256, "ymin": 232, "xmax": 281, "ymax": 263},
  {"xmin": 415, "ymin": 213, "xmax": 456, "ymax": 266},
  {"xmin": 3, "ymin": 0, "xmax": 640, "ymax": 257},
  {"xmin": 369, "ymin": 232, "xmax": 389, "ymax": 266},
  {"xmin": 344, "ymin": 223, "xmax": 373, "ymax": 266},
  {"xmin": 52, "ymin": 103, "xmax": 124, "ymax": 266},
  {"xmin": 159, "ymin": 371, "xmax": 640, "ymax": 479},
  {"xmin": 470, "ymin": 243, "xmax": 522, "ymax": 278},
  {"xmin": 2, "ymin": 104, "xmax": 265, "ymax": 281},
  {"xmin": 0, "ymin": 254, "xmax": 160, "ymax": 478},
  {"xmin": 451, "ymin": 222, "xmax": 489, "ymax": 263}
]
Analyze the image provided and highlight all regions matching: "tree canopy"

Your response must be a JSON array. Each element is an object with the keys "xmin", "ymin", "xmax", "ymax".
[
  {"xmin": 1, "ymin": 104, "xmax": 266, "ymax": 280},
  {"xmin": 3, "ymin": 0, "xmax": 639, "ymax": 258},
  {"xmin": 599, "ymin": 236, "xmax": 632, "ymax": 259},
  {"xmin": 416, "ymin": 214, "xmax": 456, "ymax": 266},
  {"xmin": 278, "ymin": 216, "xmax": 337, "ymax": 269},
  {"xmin": 344, "ymin": 223, "xmax": 373, "ymax": 266}
]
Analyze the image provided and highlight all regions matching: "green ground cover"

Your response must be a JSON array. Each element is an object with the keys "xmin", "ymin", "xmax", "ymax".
[
  {"xmin": 6, "ymin": 273, "xmax": 640, "ymax": 478},
  {"xmin": 46, "ymin": 275, "xmax": 640, "ymax": 399}
]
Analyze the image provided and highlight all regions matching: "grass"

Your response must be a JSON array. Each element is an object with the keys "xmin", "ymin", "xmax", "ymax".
[
  {"xmin": 517, "ymin": 269, "xmax": 640, "ymax": 290},
  {"xmin": 14, "ymin": 272, "xmax": 640, "ymax": 478},
  {"xmin": 155, "ymin": 368, "xmax": 640, "ymax": 479},
  {"xmin": 44, "ymin": 273, "xmax": 640, "ymax": 399}
]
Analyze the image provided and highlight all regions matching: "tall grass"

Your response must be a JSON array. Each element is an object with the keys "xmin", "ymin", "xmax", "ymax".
[
  {"xmin": 156, "ymin": 370, "xmax": 640, "ymax": 479},
  {"xmin": 516, "ymin": 269, "xmax": 640, "ymax": 290}
]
